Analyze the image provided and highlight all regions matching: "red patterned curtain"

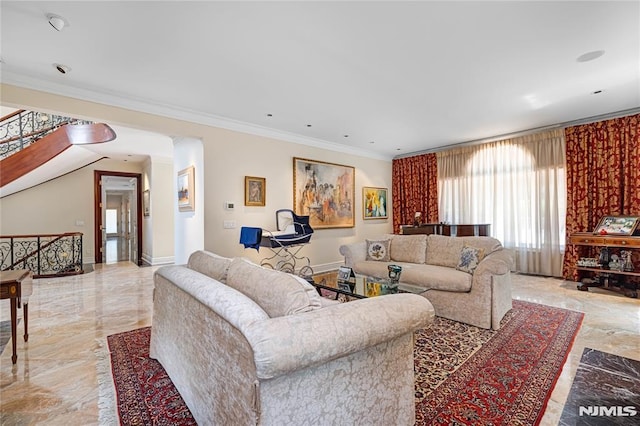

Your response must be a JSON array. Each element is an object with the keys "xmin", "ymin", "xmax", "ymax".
[
  {"xmin": 562, "ymin": 113, "xmax": 640, "ymax": 280},
  {"xmin": 391, "ymin": 153, "xmax": 439, "ymax": 233}
]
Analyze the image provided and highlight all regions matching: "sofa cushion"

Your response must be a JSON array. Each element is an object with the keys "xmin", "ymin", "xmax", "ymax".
[
  {"xmin": 187, "ymin": 250, "xmax": 232, "ymax": 282},
  {"xmin": 388, "ymin": 234, "xmax": 427, "ymax": 264},
  {"xmin": 425, "ymin": 234, "xmax": 464, "ymax": 268},
  {"xmin": 353, "ymin": 261, "xmax": 472, "ymax": 292},
  {"xmin": 456, "ymin": 245, "xmax": 486, "ymax": 274},
  {"xmin": 226, "ymin": 258, "xmax": 322, "ymax": 317},
  {"xmin": 366, "ymin": 239, "xmax": 391, "ymax": 262}
]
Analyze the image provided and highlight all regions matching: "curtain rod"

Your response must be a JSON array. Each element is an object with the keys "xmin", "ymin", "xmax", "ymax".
[{"xmin": 394, "ymin": 107, "xmax": 640, "ymax": 159}]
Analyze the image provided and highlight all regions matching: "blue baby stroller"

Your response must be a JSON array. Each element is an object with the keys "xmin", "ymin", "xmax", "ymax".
[{"xmin": 239, "ymin": 209, "xmax": 314, "ymax": 278}]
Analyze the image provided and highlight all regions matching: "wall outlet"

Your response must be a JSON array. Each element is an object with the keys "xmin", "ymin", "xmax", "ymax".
[
  {"xmin": 224, "ymin": 202, "xmax": 235, "ymax": 210},
  {"xmin": 223, "ymin": 220, "xmax": 236, "ymax": 229},
  {"xmin": 75, "ymin": 220, "xmax": 85, "ymax": 226}
]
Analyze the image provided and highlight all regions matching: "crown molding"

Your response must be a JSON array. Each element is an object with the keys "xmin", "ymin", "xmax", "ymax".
[{"xmin": 1, "ymin": 68, "xmax": 392, "ymax": 162}]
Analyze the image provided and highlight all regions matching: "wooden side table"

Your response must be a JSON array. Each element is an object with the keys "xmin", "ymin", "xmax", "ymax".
[{"xmin": 0, "ymin": 269, "xmax": 33, "ymax": 364}]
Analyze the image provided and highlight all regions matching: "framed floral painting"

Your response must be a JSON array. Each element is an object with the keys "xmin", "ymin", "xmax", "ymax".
[{"xmin": 363, "ymin": 187, "xmax": 388, "ymax": 220}]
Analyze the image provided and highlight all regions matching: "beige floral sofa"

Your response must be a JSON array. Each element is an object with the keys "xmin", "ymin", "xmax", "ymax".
[
  {"xmin": 150, "ymin": 250, "xmax": 435, "ymax": 426},
  {"xmin": 339, "ymin": 234, "xmax": 513, "ymax": 330}
]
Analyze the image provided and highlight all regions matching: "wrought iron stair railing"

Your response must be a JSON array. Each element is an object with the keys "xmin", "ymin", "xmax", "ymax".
[
  {"xmin": 0, "ymin": 109, "xmax": 92, "ymax": 160},
  {"xmin": 0, "ymin": 232, "xmax": 84, "ymax": 278}
]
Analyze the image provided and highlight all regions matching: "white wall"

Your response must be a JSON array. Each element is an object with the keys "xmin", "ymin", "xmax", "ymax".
[
  {"xmin": 173, "ymin": 137, "xmax": 204, "ymax": 265},
  {"xmin": 1, "ymin": 84, "xmax": 393, "ymax": 272},
  {"xmin": 203, "ymin": 128, "xmax": 392, "ymax": 271},
  {"xmin": 142, "ymin": 157, "xmax": 175, "ymax": 265}
]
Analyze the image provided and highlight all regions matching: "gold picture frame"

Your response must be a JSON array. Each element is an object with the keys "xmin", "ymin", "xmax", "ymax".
[
  {"xmin": 293, "ymin": 157, "xmax": 355, "ymax": 229},
  {"xmin": 593, "ymin": 215, "xmax": 640, "ymax": 236},
  {"xmin": 177, "ymin": 166, "xmax": 195, "ymax": 212},
  {"xmin": 143, "ymin": 189, "xmax": 150, "ymax": 217},
  {"xmin": 245, "ymin": 176, "xmax": 266, "ymax": 206},
  {"xmin": 363, "ymin": 187, "xmax": 388, "ymax": 220}
]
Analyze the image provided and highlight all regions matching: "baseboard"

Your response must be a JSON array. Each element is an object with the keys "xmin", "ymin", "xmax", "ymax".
[
  {"xmin": 141, "ymin": 254, "xmax": 175, "ymax": 266},
  {"xmin": 307, "ymin": 260, "xmax": 344, "ymax": 275}
]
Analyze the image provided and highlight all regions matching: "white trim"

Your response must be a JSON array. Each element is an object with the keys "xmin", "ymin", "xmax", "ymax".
[
  {"xmin": 141, "ymin": 253, "xmax": 175, "ymax": 266},
  {"xmin": 1, "ymin": 71, "xmax": 391, "ymax": 161},
  {"xmin": 306, "ymin": 261, "xmax": 343, "ymax": 275}
]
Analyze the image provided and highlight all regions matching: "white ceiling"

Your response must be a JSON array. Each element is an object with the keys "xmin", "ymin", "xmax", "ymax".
[{"xmin": 1, "ymin": 1, "xmax": 639, "ymax": 160}]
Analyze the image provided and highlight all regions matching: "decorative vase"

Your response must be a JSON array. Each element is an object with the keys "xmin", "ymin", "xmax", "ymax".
[
  {"xmin": 598, "ymin": 247, "xmax": 610, "ymax": 269},
  {"xmin": 621, "ymin": 250, "xmax": 635, "ymax": 272}
]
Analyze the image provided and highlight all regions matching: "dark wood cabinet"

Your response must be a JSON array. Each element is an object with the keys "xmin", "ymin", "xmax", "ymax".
[
  {"xmin": 569, "ymin": 232, "xmax": 639, "ymax": 297},
  {"xmin": 400, "ymin": 223, "xmax": 491, "ymax": 237}
]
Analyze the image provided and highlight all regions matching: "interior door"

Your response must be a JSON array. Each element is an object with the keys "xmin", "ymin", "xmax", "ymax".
[{"xmin": 94, "ymin": 171, "xmax": 143, "ymax": 265}]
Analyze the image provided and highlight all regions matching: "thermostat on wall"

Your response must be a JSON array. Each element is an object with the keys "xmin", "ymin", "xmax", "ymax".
[{"xmin": 224, "ymin": 201, "xmax": 235, "ymax": 210}]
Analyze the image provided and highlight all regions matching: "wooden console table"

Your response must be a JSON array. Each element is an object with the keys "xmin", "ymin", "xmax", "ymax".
[
  {"xmin": 0, "ymin": 269, "xmax": 33, "ymax": 364},
  {"xmin": 569, "ymin": 232, "xmax": 639, "ymax": 298},
  {"xmin": 400, "ymin": 223, "xmax": 491, "ymax": 237}
]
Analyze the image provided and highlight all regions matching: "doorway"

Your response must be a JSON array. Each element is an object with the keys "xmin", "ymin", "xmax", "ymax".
[{"xmin": 94, "ymin": 171, "xmax": 143, "ymax": 265}]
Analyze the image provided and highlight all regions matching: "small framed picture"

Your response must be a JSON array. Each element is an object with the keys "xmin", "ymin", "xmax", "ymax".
[
  {"xmin": 177, "ymin": 166, "xmax": 195, "ymax": 212},
  {"xmin": 337, "ymin": 266, "xmax": 355, "ymax": 282},
  {"xmin": 593, "ymin": 216, "xmax": 640, "ymax": 236},
  {"xmin": 363, "ymin": 187, "xmax": 388, "ymax": 220},
  {"xmin": 245, "ymin": 176, "xmax": 266, "ymax": 206},
  {"xmin": 143, "ymin": 189, "xmax": 150, "ymax": 217}
]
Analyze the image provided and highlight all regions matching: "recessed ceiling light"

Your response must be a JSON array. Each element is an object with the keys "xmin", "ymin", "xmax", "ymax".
[
  {"xmin": 266, "ymin": 113, "xmax": 273, "ymax": 117},
  {"xmin": 306, "ymin": 124, "xmax": 312, "ymax": 127},
  {"xmin": 53, "ymin": 63, "xmax": 71, "ymax": 74},
  {"xmin": 343, "ymin": 134, "xmax": 349, "ymax": 138},
  {"xmin": 47, "ymin": 13, "xmax": 69, "ymax": 31},
  {"xmin": 577, "ymin": 50, "xmax": 605, "ymax": 63}
]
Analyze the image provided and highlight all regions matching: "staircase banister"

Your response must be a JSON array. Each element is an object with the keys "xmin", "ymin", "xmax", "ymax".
[
  {"xmin": 0, "ymin": 109, "xmax": 26, "ymax": 122},
  {"xmin": 0, "ymin": 124, "xmax": 67, "ymax": 144},
  {"xmin": 2, "ymin": 232, "xmax": 84, "ymax": 272},
  {"xmin": 1, "ymin": 232, "xmax": 83, "ymax": 239}
]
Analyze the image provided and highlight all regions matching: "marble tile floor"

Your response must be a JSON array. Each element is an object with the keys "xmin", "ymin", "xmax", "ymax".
[{"xmin": 0, "ymin": 262, "xmax": 639, "ymax": 425}]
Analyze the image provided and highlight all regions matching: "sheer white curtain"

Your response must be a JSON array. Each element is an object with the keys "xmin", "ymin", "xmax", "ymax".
[{"xmin": 437, "ymin": 129, "xmax": 566, "ymax": 276}]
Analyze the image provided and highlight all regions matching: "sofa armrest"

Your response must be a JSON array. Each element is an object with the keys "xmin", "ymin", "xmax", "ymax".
[
  {"xmin": 339, "ymin": 241, "xmax": 367, "ymax": 267},
  {"xmin": 244, "ymin": 294, "xmax": 434, "ymax": 379},
  {"xmin": 474, "ymin": 249, "xmax": 513, "ymax": 276}
]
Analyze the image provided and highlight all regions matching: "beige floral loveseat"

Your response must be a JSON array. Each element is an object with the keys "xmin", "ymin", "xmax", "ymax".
[
  {"xmin": 339, "ymin": 234, "xmax": 513, "ymax": 330},
  {"xmin": 150, "ymin": 250, "xmax": 434, "ymax": 425}
]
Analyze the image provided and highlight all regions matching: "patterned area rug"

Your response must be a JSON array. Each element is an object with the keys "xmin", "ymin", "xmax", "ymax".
[
  {"xmin": 104, "ymin": 300, "xmax": 583, "ymax": 425},
  {"xmin": 415, "ymin": 300, "xmax": 583, "ymax": 425}
]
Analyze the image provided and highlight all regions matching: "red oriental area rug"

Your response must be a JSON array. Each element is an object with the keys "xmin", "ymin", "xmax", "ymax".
[{"xmin": 104, "ymin": 300, "xmax": 583, "ymax": 425}]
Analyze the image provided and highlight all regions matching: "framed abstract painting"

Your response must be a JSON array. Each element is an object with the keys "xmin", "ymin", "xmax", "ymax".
[{"xmin": 293, "ymin": 157, "xmax": 355, "ymax": 229}]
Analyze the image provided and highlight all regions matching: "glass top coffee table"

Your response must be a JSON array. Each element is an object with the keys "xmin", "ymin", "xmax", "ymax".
[{"xmin": 312, "ymin": 272, "xmax": 424, "ymax": 300}]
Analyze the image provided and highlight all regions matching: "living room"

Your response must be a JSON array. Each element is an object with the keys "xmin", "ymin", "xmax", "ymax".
[{"xmin": 1, "ymin": 1, "xmax": 639, "ymax": 425}]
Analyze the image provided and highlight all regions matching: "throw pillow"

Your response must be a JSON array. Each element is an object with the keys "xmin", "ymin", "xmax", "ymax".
[
  {"xmin": 366, "ymin": 239, "xmax": 391, "ymax": 262},
  {"xmin": 456, "ymin": 245, "xmax": 486, "ymax": 274}
]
